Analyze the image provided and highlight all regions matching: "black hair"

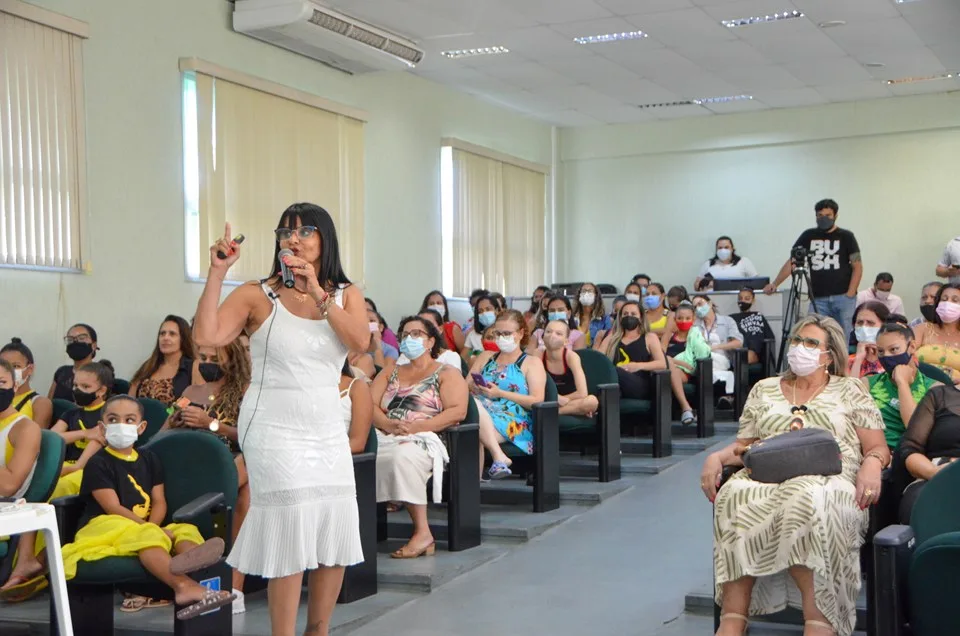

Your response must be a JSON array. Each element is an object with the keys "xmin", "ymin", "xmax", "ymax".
[
  {"xmin": 269, "ymin": 203, "xmax": 351, "ymax": 292},
  {"xmin": 709, "ymin": 235, "xmax": 742, "ymax": 266},
  {"xmin": 364, "ymin": 297, "xmax": 379, "ymax": 313},
  {"xmin": 693, "ymin": 294, "xmax": 712, "ymax": 304},
  {"xmin": 853, "ymin": 301, "xmax": 891, "ymax": 328},
  {"xmin": 932, "ymin": 283, "xmax": 960, "ymax": 327},
  {"xmin": 397, "ymin": 315, "xmax": 443, "ymax": 360},
  {"xmin": 624, "ymin": 281, "xmax": 643, "ymax": 295},
  {"xmin": 612, "ymin": 294, "xmax": 627, "ymax": 304},
  {"xmin": 473, "ymin": 294, "xmax": 497, "ymax": 332},
  {"xmin": 102, "ymin": 394, "xmax": 143, "ymax": 418},
  {"xmin": 489, "ymin": 292, "xmax": 507, "ymax": 312},
  {"xmin": 647, "ymin": 282, "xmax": 665, "ymax": 296},
  {"xmin": 78, "ymin": 361, "xmax": 115, "ymax": 396},
  {"xmin": 887, "ymin": 314, "xmax": 909, "ymax": 326},
  {"xmin": 0, "ymin": 359, "xmax": 13, "ymax": 384},
  {"xmin": 667, "ymin": 286, "xmax": 689, "ymax": 302},
  {"xmin": 341, "ymin": 359, "xmax": 354, "ymax": 378},
  {"xmin": 419, "ymin": 290, "xmax": 450, "ymax": 322},
  {"xmin": 739, "ymin": 287, "xmax": 756, "ymax": 297},
  {"xmin": 631, "ymin": 273, "xmax": 651, "ymax": 284},
  {"xmin": 878, "ymin": 322, "xmax": 914, "ymax": 342},
  {"xmin": 875, "ymin": 272, "xmax": 894, "ymax": 284},
  {"xmin": 545, "ymin": 294, "xmax": 578, "ymax": 331},
  {"xmin": 469, "ymin": 289, "xmax": 489, "ymax": 305},
  {"xmin": 1, "ymin": 338, "xmax": 34, "ymax": 364},
  {"xmin": 529, "ymin": 285, "xmax": 550, "ymax": 313},
  {"xmin": 923, "ymin": 281, "xmax": 944, "ymax": 292},
  {"xmin": 417, "ymin": 308, "xmax": 444, "ymax": 331},
  {"xmin": 814, "ymin": 198, "xmax": 839, "ymax": 215}
]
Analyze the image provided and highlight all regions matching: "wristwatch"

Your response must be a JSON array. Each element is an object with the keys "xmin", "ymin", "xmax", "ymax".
[{"xmin": 208, "ymin": 419, "xmax": 220, "ymax": 433}]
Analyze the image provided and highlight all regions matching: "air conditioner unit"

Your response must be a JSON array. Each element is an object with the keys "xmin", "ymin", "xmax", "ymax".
[{"xmin": 233, "ymin": 0, "xmax": 424, "ymax": 75}]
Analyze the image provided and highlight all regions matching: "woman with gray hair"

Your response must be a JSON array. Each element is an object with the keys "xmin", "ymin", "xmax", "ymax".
[{"xmin": 700, "ymin": 315, "xmax": 889, "ymax": 636}]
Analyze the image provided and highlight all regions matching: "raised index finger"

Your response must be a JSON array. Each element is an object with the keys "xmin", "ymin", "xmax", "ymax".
[{"xmin": 224, "ymin": 222, "xmax": 232, "ymax": 243}]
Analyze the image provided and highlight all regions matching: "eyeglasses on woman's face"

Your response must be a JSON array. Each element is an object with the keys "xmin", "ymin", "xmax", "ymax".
[
  {"xmin": 401, "ymin": 328, "xmax": 430, "ymax": 340},
  {"xmin": 64, "ymin": 334, "xmax": 92, "ymax": 345},
  {"xmin": 789, "ymin": 335, "xmax": 823, "ymax": 350},
  {"xmin": 274, "ymin": 225, "xmax": 317, "ymax": 242}
]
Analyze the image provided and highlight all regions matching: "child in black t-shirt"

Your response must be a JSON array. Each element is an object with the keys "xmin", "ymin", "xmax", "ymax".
[
  {"xmin": 61, "ymin": 395, "xmax": 234, "ymax": 619},
  {"xmin": 730, "ymin": 288, "xmax": 776, "ymax": 364}
]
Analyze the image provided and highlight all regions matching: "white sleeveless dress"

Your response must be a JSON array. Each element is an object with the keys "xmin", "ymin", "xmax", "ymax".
[{"xmin": 227, "ymin": 284, "xmax": 363, "ymax": 577}]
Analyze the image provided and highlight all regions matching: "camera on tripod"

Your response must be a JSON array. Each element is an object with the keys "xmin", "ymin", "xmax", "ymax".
[{"xmin": 790, "ymin": 245, "xmax": 808, "ymax": 266}]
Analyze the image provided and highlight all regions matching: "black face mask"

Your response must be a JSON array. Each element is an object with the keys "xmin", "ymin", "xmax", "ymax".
[
  {"xmin": 738, "ymin": 302, "xmax": 753, "ymax": 313},
  {"xmin": 0, "ymin": 387, "xmax": 14, "ymax": 411},
  {"xmin": 66, "ymin": 341, "xmax": 93, "ymax": 361},
  {"xmin": 920, "ymin": 304, "xmax": 938, "ymax": 323},
  {"xmin": 73, "ymin": 387, "xmax": 99, "ymax": 407},
  {"xmin": 816, "ymin": 216, "xmax": 835, "ymax": 231},
  {"xmin": 199, "ymin": 362, "xmax": 225, "ymax": 383},
  {"xmin": 620, "ymin": 316, "xmax": 641, "ymax": 331}
]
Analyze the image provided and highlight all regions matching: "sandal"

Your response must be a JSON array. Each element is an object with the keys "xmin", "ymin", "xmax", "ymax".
[
  {"xmin": 175, "ymin": 589, "xmax": 236, "ymax": 620},
  {"xmin": 0, "ymin": 574, "xmax": 48, "ymax": 603},
  {"xmin": 390, "ymin": 541, "xmax": 436, "ymax": 559},
  {"xmin": 169, "ymin": 537, "xmax": 225, "ymax": 576},
  {"xmin": 385, "ymin": 502, "xmax": 404, "ymax": 513},
  {"xmin": 719, "ymin": 613, "xmax": 749, "ymax": 635},
  {"xmin": 120, "ymin": 595, "xmax": 171, "ymax": 612},
  {"xmin": 681, "ymin": 410, "xmax": 697, "ymax": 426},
  {"xmin": 488, "ymin": 461, "xmax": 512, "ymax": 480}
]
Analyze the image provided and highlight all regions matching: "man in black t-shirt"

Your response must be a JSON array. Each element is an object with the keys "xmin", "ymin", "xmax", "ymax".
[
  {"xmin": 764, "ymin": 199, "xmax": 863, "ymax": 342},
  {"xmin": 730, "ymin": 288, "xmax": 776, "ymax": 365}
]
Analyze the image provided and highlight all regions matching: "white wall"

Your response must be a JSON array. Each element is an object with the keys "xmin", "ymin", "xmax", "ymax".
[
  {"xmin": 559, "ymin": 92, "xmax": 960, "ymax": 318},
  {"xmin": 0, "ymin": 0, "xmax": 552, "ymax": 383}
]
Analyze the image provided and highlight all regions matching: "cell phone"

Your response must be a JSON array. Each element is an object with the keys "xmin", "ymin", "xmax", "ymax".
[
  {"xmin": 471, "ymin": 373, "xmax": 489, "ymax": 388},
  {"xmin": 217, "ymin": 234, "xmax": 245, "ymax": 259}
]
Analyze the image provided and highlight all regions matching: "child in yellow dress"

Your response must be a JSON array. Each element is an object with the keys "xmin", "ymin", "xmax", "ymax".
[{"xmin": 64, "ymin": 395, "xmax": 234, "ymax": 618}]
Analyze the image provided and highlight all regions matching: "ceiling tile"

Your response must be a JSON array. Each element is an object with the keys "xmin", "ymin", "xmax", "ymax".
[
  {"xmin": 481, "ymin": 61, "xmax": 581, "ymax": 90},
  {"xmin": 887, "ymin": 77, "xmax": 960, "ymax": 97},
  {"xmin": 479, "ymin": 88, "xmax": 564, "ymax": 114},
  {"xmin": 902, "ymin": 5, "xmax": 960, "ymax": 46},
  {"xmin": 792, "ymin": 0, "xmax": 900, "ymax": 23},
  {"xmin": 815, "ymin": 81, "xmax": 892, "ymax": 102},
  {"xmin": 745, "ymin": 29, "xmax": 848, "ymax": 64},
  {"xmin": 651, "ymin": 103, "xmax": 713, "ymax": 119},
  {"xmin": 703, "ymin": 97, "xmax": 769, "ymax": 114},
  {"xmin": 582, "ymin": 104, "xmax": 660, "ymax": 124},
  {"xmin": 595, "ymin": 47, "xmax": 704, "ymax": 81},
  {"xmin": 536, "ymin": 84, "xmax": 628, "ymax": 111},
  {"xmin": 783, "ymin": 56, "xmax": 873, "ymax": 86},
  {"xmin": 501, "ymin": 0, "xmax": 613, "ymax": 25},
  {"xmin": 592, "ymin": 78, "xmax": 682, "ymax": 105},
  {"xmin": 699, "ymin": 0, "xmax": 806, "ymax": 22},
  {"xmin": 861, "ymin": 48, "xmax": 948, "ymax": 81},
  {"xmin": 550, "ymin": 16, "xmax": 648, "ymax": 38},
  {"xmin": 597, "ymin": 0, "xmax": 695, "ymax": 16},
  {"xmin": 750, "ymin": 87, "xmax": 828, "ymax": 107},
  {"xmin": 536, "ymin": 53, "xmax": 642, "ymax": 84},
  {"xmin": 655, "ymin": 73, "xmax": 743, "ymax": 98},
  {"xmin": 625, "ymin": 8, "xmax": 739, "ymax": 46},
  {"xmin": 542, "ymin": 109, "xmax": 605, "ymax": 126},
  {"xmin": 825, "ymin": 17, "xmax": 927, "ymax": 53},
  {"xmin": 495, "ymin": 25, "xmax": 585, "ymax": 59},
  {"xmin": 930, "ymin": 41, "xmax": 960, "ymax": 69},
  {"xmin": 672, "ymin": 40, "xmax": 770, "ymax": 71},
  {"xmin": 714, "ymin": 64, "xmax": 805, "ymax": 91}
]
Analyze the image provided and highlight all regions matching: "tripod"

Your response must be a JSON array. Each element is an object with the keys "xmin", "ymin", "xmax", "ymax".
[{"xmin": 777, "ymin": 261, "xmax": 815, "ymax": 371}]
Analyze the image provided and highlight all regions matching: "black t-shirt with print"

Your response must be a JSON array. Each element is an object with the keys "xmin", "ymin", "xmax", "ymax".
[
  {"xmin": 60, "ymin": 405, "xmax": 104, "ymax": 462},
  {"xmin": 730, "ymin": 312, "xmax": 776, "ymax": 356},
  {"xmin": 792, "ymin": 227, "xmax": 861, "ymax": 298},
  {"xmin": 78, "ymin": 448, "xmax": 163, "ymax": 528}
]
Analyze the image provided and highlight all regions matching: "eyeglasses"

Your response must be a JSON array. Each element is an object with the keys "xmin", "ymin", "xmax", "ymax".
[
  {"xmin": 789, "ymin": 335, "xmax": 822, "ymax": 349},
  {"xmin": 492, "ymin": 330, "xmax": 515, "ymax": 338},
  {"xmin": 64, "ymin": 335, "xmax": 92, "ymax": 345},
  {"xmin": 401, "ymin": 329, "xmax": 429, "ymax": 339},
  {"xmin": 274, "ymin": 226, "xmax": 317, "ymax": 242}
]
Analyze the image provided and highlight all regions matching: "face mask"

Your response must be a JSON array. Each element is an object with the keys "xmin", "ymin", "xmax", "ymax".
[
  {"xmin": 543, "ymin": 333, "xmax": 565, "ymax": 350},
  {"xmin": 640, "ymin": 286, "xmax": 647, "ymax": 295},
  {"xmin": 936, "ymin": 301, "xmax": 960, "ymax": 324},
  {"xmin": 620, "ymin": 316, "xmax": 641, "ymax": 331},
  {"xmin": 368, "ymin": 322, "xmax": 379, "ymax": 333},
  {"xmin": 716, "ymin": 248, "xmax": 732, "ymax": 261},
  {"xmin": 855, "ymin": 326, "xmax": 880, "ymax": 344},
  {"xmin": 874, "ymin": 289, "xmax": 890, "ymax": 301},
  {"xmin": 13, "ymin": 368, "xmax": 25, "ymax": 389},
  {"xmin": 482, "ymin": 340, "xmax": 500, "ymax": 353},
  {"xmin": 199, "ymin": 362, "xmax": 225, "ymax": 383},
  {"xmin": 695, "ymin": 305, "xmax": 710, "ymax": 319},
  {"xmin": 879, "ymin": 352, "xmax": 912, "ymax": 375},
  {"xmin": 478, "ymin": 311, "xmax": 497, "ymax": 328},
  {"xmin": 920, "ymin": 304, "xmax": 938, "ymax": 323},
  {"xmin": 548, "ymin": 311, "xmax": 568, "ymax": 323},
  {"xmin": 428, "ymin": 304, "xmax": 446, "ymax": 316},
  {"xmin": 816, "ymin": 216, "xmax": 835, "ymax": 231},
  {"xmin": 579, "ymin": 293, "xmax": 595, "ymax": 306},
  {"xmin": 738, "ymin": 302, "xmax": 753, "ymax": 313},
  {"xmin": 625, "ymin": 293, "xmax": 641, "ymax": 303},
  {"xmin": 643, "ymin": 295, "xmax": 661, "ymax": 310},
  {"xmin": 0, "ymin": 387, "xmax": 14, "ymax": 411},
  {"xmin": 676, "ymin": 320, "xmax": 694, "ymax": 332},
  {"xmin": 787, "ymin": 344, "xmax": 825, "ymax": 377},
  {"xmin": 496, "ymin": 336, "xmax": 518, "ymax": 354},
  {"xmin": 73, "ymin": 387, "xmax": 100, "ymax": 407},
  {"xmin": 105, "ymin": 423, "xmax": 139, "ymax": 449},
  {"xmin": 399, "ymin": 336, "xmax": 427, "ymax": 360},
  {"xmin": 66, "ymin": 341, "xmax": 93, "ymax": 361}
]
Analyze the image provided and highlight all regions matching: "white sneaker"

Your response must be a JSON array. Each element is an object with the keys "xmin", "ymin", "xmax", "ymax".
[{"xmin": 231, "ymin": 589, "xmax": 245, "ymax": 615}]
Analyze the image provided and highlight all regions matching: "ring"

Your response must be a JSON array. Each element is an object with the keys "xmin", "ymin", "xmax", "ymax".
[{"xmin": 865, "ymin": 489, "xmax": 873, "ymax": 497}]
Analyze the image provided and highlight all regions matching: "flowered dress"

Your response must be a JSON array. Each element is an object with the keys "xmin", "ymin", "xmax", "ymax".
[{"xmin": 476, "ymin": 353, "xmax": 534, "ymax": 454}]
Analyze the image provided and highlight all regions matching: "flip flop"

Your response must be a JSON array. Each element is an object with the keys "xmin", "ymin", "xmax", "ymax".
[
  {"xmin": 176, "ymin": 590, "xmax": 236, "ymax": 620},
  {"xmin": 0, "ymin": 574, "xmax": 48, "ymax": 603},
  {"xmin": 169, "ymin": 537, "xmax": 225, "ymax": 576},
  {"xmin": 488, "ymin": 461, "xmax": 512, "ymax": 480}
]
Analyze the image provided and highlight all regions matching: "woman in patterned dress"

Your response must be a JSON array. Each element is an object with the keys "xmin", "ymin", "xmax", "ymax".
[
  {"xmin": 129, "ymin": 315, "xmax": 197, "ymax": 405},
  {"xmin": 700, "ymin": 315, "xmax": 889, "ymax": 636}
]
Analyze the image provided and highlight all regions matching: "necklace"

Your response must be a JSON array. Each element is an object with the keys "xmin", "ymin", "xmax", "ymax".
[
  {"xmin": 788, "ymin": 376, "xmax": 829, "ymax": 429},
  {"xmin": 291, "ymin": 286, "xmax": 310, "ymax": 303}
]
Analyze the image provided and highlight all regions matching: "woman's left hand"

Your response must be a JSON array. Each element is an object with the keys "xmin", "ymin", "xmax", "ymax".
[
  {"xmin": 476, "ymin": 384, "xmax": 502, "ymax": 400},
  {"xmin": 280, "ymin": 253, "xmax": 324, "ymax": 300},
  {"xmin": 180, "ymin": 406, "xmax": 213, "ymax": 429},
  {"xmin": 397, "ymin": 420, "xmax": 422, "ymax": 435},
  {"xmin": 855, "ymin": 461, "xmax": 883, "ymax": 510}
]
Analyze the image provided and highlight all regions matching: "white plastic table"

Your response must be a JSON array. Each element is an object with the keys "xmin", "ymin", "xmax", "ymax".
[{"xmin": 0, "ymin": 502, "xmax": 73, "ymax": 635}]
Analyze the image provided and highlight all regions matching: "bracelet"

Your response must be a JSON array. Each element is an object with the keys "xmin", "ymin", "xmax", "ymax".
[{"xmin": 862, "ymin": 451, "xmax": 888, "ymax": 468}]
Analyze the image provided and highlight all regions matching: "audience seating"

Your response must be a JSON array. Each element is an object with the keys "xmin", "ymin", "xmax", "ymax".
[
  {"xmin": 874, "ymin": 461, "xmax": 960, "ymax": 636},
  {"xmin": 112, "ymin": 378, "xmax": 131, "ymax": 396},
  {"xmin": 51, "ymin": 399, "xmax": 74, "ymax": 425},
  {"xmin": 135, "ymin": 397, "xmax": 169, "ymax": 448},
  {"xmin": 51, "ymin": 429, "xmax": 236, "ymax": 636},
  {"xmin": 558, "ymin": 349, "xmax": 620, "ymax": 481},
  {"xmin": 619, "ymin": 369, "xmax": 673, "ymax": 457},
  {"xmin": 678, "ymin": 358, "xmax": 715, "ymax": 439},
  {"xmin": 499, "ymin": 377, "xmax": 560, "ymax": 513},
  {"xmin": 339, "ymin": 428, "xmax": 377, "ymax": 603},
  {"xmin": 917, "ymin": 362, "xmax": 952, "ymax": 386}
]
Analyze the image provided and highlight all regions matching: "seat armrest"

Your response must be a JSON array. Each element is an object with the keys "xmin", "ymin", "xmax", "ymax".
[
  {"xmin": 596, "ymin": 383, "xmax": 621, "ymax": 481},
  {"xmin": 762, "ymin": 338, "xmax": 777, "ymax": 378},
  {"xmin": 447, "ymin": 423, "xmax": 479, "ymax": 436},
  {"xmin": 695, "ymin": 357, "xmax": 714, "ymax": 438},
  {"xmin": 873, "ymin": 524, "xmax": 915, "ymax": 636},
  {"xmin": 50, "ymin": 494, "xmax": 85, "ymax": 543},
  {"xmin": 172, "ymin": 492, "xmax": 226, "ymax": 523},
  {"xmin": 351, "ymin": 452, "xmax": 375, "ymax": 465},
  {"xmin": 733, "ymin": 349, "xmax": 750, "ymax": 419},
  {"xmin": 446, "ymin": 422, "xmax": 481, "ymax": 551},
  {"xmin": 532, "ymin": 401, "xmax": 560, "ymax": 513},
  {"xmin": 651, "ymin": 370, "xmax": 672, "ymax": 458}
]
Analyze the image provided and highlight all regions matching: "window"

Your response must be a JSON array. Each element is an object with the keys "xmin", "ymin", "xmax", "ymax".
[
  {"xmin": 0, "ymin": 3, "xmax": 88, "ymax": 270},
  {"xmin": 181, "ymin": 59, "xmax": 366, "ymax": 283},
  {"xmin": 440, "ymin": 139, "xmax": 547, "ymax": 297}
]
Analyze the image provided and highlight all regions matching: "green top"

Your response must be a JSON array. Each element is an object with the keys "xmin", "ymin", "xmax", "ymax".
[{"xmin": 868, "ymin": 370, "xmax": 937, "ymax": 448}]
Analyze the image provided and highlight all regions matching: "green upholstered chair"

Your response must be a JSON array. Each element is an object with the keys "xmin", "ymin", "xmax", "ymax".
[
  {"xmin": 112, "ymin": 378, "xmax": 131, "ymax": 396},
  {"xmin": 918, "ymin": 362, "xmax": 953, "ymax": 386},
  {"xmin": 557, "ymin": 349, "xmax": 620, "ymax": 481},
  {"xmin": 135, "ymin": 397, "xmax": 169, "ymax": 448},
  {"xmin": 51, "ymin": 399, "xmax": 75, "ymax": 425},
  {"xmin": 51, "ymin": 429, "xmax": 237, "ymax": 635},
  {"xmin": 501, "ymin": 376, "xmax": 560, "ymax": 512}
]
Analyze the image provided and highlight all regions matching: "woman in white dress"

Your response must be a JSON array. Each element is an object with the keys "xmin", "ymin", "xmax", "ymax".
[{"xmin": 193, "ymin": 203, "xmax": 370, "ymax": 636}]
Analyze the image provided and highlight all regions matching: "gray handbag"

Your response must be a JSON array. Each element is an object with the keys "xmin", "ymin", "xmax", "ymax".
[{"xmin": 742, "ymin": 427, "xmax": 842, "ymax": 484}]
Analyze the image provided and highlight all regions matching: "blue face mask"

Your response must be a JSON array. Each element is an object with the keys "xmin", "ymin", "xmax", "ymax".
[
  {"xmin": 548, "ymin": 311, "xmax": 567, "ymax": 322},
  {"xmin": 879, "ymin": 352, "xmax": 911, "ymax": 375},
  {"xmin": 643, "ymin": 295, "xmax": 661, "ymax": 310},
  {"xmin": 399, "ymin": 336, "xmax": 427, "ymax": 360},
  {"xmin": 695, "ymin": 304, "xmax": 711, "ymax": 319},
  {"xmin": 478, "ymin": 311, "xmax": 497, "ymax": 328}
]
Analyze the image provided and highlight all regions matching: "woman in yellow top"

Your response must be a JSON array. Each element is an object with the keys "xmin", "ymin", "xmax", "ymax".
[
  {"xmin": 914, "ymin": 283, "xmax": 960, "ymax": 385},
  {"xmin": 642, "ymin": 283, "xmax": 671, "ymax": 334},
  {"xmin": 0, "ymin": 339, "xmax": 53, "ymax": 429}
]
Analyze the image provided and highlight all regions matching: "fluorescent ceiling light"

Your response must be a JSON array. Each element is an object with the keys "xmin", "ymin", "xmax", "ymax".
[
  {"xmin": 637, "ymin": 95, "xmax": 753, "ymax": 109},
  {"xmin": 895, "ymin": 0, "xmax": 922, "ymax": 4},
  {"xmin": 574, "ymin": 31, "xmax": 648, "ymax": 44},
  {"xmin": 637, "ymin": 100, "xmax": 695, "ymax": 109},
  {"xmin": 441, "ymin": 46, "xmax": 509, "ymax": 59},
  {"xmin": 818, "ymin": 20, "xmax": 846, "ymax": 28},
  {"xmin": 885, "ymin": 72, "xmax": 956, "ymax": 85},
  {"xmin": 722, "ymin": 10, "xmax": 804, "ymax": 28}
]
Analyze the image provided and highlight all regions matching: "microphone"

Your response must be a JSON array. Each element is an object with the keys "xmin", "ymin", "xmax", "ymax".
[{"xmin": 277, "ymin": 248, "xmax": 296, "ymax": 289}]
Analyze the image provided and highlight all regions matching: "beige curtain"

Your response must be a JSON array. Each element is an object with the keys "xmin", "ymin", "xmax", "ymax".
[
  {"xmin": 0, "ymin": 11, "xmax": 86, "ymax": 269},
  {"xmin": 450, "ymin": 148, "xmax": 544, "ymax": 296},
  {"xmin": 192, "ymin": 72, "xmax": 364, "ymax": 283}
]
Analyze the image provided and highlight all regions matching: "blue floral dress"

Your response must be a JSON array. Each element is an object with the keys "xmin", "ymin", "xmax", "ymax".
[{"xmin": 477, "ymin": 353, "xmax": 534, "ymax": 454}]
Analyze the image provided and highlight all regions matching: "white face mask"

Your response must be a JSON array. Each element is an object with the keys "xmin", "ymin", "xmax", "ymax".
[
  {"xmin": 13, "ymin": 368, "xmax": 25, "ymax": 389},
  {"xmin": 855, "ymin": 325, "xmax": 880, "ymax": 344},
  {"xmin": 496, "ymin": 335, "xmax": 518, "ymax": 354},
  {"xmin": 716, "ymin": 248, "xmax": 732, "ymax": 261},
  {"xmin": 787, "ymin": 344, "xmax": 825, "ymax": 377},
  {"xmin": 579, "ymin": 292, "xmax": 596, "ymax": 306},
  {"xmin": 625, "ymin": 293, "xmax": 641, "ymax": 303},
  {"xmin": 105, "ymin": 423, "xmax": 140, "ymax": 449},
  {"xmin": 428, "ymin": 304, "xmax": 446, "ymax": 316},
  {"xmin": 874, "ymin": 289, "xmax": 890, "ymax": 301}
]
